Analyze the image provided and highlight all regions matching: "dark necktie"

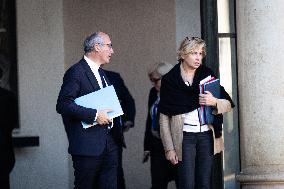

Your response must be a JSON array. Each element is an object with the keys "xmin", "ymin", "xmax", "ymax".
[
  {"xmin": 151, "ymin": 98, "xmax": 160, "ymax": 130},
  {"xmin": 98, "ymin": 68, "xmax": 113, "ymax": 129},
  {"xmin": 98, "ymin": 68, "xmax": 107, "ymax": 88}
]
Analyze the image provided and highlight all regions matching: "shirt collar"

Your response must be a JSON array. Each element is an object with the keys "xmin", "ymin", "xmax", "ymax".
[{"xmin": 84, "ymin": 55, "xmax": 100, "ymax": 71}]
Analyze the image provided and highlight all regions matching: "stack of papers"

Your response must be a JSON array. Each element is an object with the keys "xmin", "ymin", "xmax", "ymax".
[
  {"xmin": 198, "ymin": 76, "xmax": 220, "ymax": 125},
  {"xmin": 75, "ymin": 85, "xmax": 124, "ymax": 129}
]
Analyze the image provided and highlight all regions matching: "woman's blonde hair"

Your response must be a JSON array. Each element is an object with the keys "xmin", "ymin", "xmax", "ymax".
[{"xmin": 177, "ymin": 37, "xmax": 206, "ymax": 61}]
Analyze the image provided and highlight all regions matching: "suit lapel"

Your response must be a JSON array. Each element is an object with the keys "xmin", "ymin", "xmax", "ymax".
[{"xmin": 80, "ymin": 58, "xmax": 101, "ymax": 91}]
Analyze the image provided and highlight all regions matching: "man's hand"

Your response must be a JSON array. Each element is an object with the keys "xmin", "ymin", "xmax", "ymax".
[
  {"xmin": 199, "ymin": 91, "xmax": 217, "ymax": 106},
  {"xmin": 165, "ymin": 150, "xmax": 178, "ymax": 165},
  {"xmin": 96, "ymin": 109, "xmax": 112, "ymax": 125},
  {"xmin": 142, "ymin": 151, "xmax": 150, "ymax": 163},
  {"xmin": 123, "ymin": 121, "xmax": 133, "ymax": 132}
]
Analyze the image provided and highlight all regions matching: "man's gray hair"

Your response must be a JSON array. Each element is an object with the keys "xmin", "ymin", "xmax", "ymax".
[
  {"xmin": 83, "ymin": 32, "xmax": 104, "ymax": 54},
  {"xmin": 148, "ymin": 62, "xmax": 173, "ymax": 77}
]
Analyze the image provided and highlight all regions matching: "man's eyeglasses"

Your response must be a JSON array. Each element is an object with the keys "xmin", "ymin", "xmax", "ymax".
[{"xmin": 150, "ymin": 77, "xmax": 161, "ymax": 83}]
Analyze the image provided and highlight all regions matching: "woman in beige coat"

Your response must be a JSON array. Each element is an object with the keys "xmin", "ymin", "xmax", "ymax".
[{"xmin": 159, "ymin": 37, "xmax": 234, "ymax": 189}]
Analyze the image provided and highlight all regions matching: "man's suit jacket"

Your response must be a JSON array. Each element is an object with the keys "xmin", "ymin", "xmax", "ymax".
[
  {"xmin": 56, "ymin": 58, "xmax": 122, "ymax": 156},
  {"xmin": 105, "ymin": 70, "xmax": 136, "ymax": 147}
]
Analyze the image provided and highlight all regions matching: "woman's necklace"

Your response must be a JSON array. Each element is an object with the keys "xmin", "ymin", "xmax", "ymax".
[{"xmin": 180, "ymin": 63, "xmax": 195, "ymax": 86}]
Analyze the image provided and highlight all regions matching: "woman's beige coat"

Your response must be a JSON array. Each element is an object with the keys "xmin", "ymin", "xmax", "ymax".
[{"xmin": 159, "ymin": 99, "xmax": 232, "ymax": 161}]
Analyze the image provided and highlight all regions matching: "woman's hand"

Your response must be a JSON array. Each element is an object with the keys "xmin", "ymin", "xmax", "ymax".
[
  {"xmin": 165, "ymin": 150, "xmax": 178, "ymax": 165},
  {"xmin": 199, "ymin": 91, "xmax": 217, "ymax": 106}
]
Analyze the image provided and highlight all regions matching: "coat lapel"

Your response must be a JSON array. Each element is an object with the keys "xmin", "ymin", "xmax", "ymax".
[{"xmin": 80, "ymin": 58, "xmax": 101, "ymax": 91}]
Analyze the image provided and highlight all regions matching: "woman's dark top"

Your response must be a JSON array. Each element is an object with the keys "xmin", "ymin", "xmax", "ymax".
[{"xmin": 159, "ymin": 63, "xmax": 235, "ymax": 138}]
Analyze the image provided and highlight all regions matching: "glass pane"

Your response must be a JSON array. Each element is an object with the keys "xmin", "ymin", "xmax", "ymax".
[
  {"xmin": 219, "ymin": 37, "xmax": 240, "ymax": 189},
  {"xmin": 217, "ymin": 0, "xmax": 235, "ymax": 33}
]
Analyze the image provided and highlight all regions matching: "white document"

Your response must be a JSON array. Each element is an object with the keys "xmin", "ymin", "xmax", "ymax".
[
  {"xmin": 75, "ymin": 85, "xmax": 124, "ymax": 129},
  {"xmin": 199, "ymin": 75, "xmax": 212, "ymax": 85}
]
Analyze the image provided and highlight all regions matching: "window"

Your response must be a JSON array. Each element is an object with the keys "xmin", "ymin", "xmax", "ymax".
[
  {"xmin": 217, "ymin": 0, "xmax": 240, "ymax": 189},
  {"xmin": 201, "ymin": 0, "xmax": 240, "ymax": 188}
]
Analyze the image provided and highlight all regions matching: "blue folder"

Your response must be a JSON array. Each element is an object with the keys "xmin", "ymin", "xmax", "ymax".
[
  {"xmin": 75, "ymin": 85, "xmax": 124, "ymax": 128},
  {"xmin": 199, "ymin": 79, "xmax": 220, "ymax": 125}
]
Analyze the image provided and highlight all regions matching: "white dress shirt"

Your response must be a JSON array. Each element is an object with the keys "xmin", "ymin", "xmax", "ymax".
[
  {"xmin": 183, "ymin": 109, "xmax": 210, "ymax": 133},
  {"xmin": 84, "ymin": 55, "xmax": 104, "ymax": 88},
  {"xmin": 83, "ymin": 56, "xmax": 112, "ymax": 128}
]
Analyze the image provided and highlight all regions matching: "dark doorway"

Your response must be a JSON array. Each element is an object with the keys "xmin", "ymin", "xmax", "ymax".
[{"xmin": 0, "ymin": 0, "xmax": 19, "ymax": 128}]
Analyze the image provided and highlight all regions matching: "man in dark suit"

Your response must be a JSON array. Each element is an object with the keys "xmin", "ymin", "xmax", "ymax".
[
  {"xmin": 105, "ymin": 70, "xmax": 136, "ymax": 189},
  {"xmin": 56, "ymin": 32, "xmax": 120, "ymax": 189},
  {"xmin": 0, "ymin": 68, "xmax": 17, "ymax": 189}
]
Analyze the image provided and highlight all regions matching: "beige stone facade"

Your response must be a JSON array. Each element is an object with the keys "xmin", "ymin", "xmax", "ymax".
[{"xmin": 236, "ymin": 0, "xmax": 284, "ymax": 188}]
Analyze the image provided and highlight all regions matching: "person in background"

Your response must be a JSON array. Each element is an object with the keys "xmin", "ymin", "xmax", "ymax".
[
  {"xmin": 0, "ymin": 67, "xmax": 17, "ymax": 189},
  {"xmin": 56, "ymin": 31, "xmax": 120, "ymax": 189},
  {"xmin": 159, "ymin": 37, "xmax": 234, "ymax": 189},
  {"xmin": 105, "ymin": 69, "xmax": 136, "ymax": 189},
  {"xmin": 0, "ymin": 52, "xmax": 11, "ymax": 90},
  {"xmin": 143, "ymin": 62, "xmax": 178, "ymax": 189}
]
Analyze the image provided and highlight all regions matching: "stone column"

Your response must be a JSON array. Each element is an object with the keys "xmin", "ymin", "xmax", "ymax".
[{"xmin": 236, "ymin": 1, "xmax": 284, "ymax": 188}]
